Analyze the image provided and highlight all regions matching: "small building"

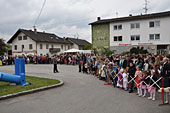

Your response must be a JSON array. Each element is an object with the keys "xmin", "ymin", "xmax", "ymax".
[
  {"xmin": 7, "ymin": 29, "xmax": 90, "ymax": 56},
  {"xmin": 64, "ymin": 37, "xmax": 91, "ymax": 50},
  {"xmin": 89, "ymin": 11, "xmax": 170, "ymax": 55}
]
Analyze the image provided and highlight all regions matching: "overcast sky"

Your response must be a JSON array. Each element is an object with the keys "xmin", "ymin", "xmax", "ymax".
[{"xmin": 0, "ymin": 0, "xmax": 170, "ymax": 43}]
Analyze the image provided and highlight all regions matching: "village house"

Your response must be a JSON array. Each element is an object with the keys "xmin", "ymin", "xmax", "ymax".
[
  {"xmin": 7, "ymin": 29, "xmax": 90, "ymax": 56},
  {"xmin": 89, "ymin": 10, "xmax": 170, "ymax": 55}
]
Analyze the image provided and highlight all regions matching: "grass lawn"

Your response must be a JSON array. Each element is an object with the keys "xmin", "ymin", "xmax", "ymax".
[{"xmin": 0, "ymin": 76, "xmax": 60, "ymax": 96}]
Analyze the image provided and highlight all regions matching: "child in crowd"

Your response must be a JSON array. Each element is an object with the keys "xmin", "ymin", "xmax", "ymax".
[
  {"xmin": 117, "ymin": 68, "xmax": 123, "ymax": 88},
  {"xmin": 84, "ymin": 62, "xmax": 88, "ymax": 74},
  {"xmin": 123, "ymin": 68, "xmax": 128, "ymax": 90},
  {"xmin": 135, "ymin": 65, "xmax": 143, "ymax": 95},
  {"xmin": 147, "ymin": 69, "xmax": 157, "ymax": 101},
  {"xmin": 139, "ymin": 71, "xmax": 148, "ymax": 97},
  {"xmin": 112, "ymin": 64, "xmax": 118, "ymax": 87},
  {"xmin": 100, "ymin": 62, "xmax": 106, "ymax": 80}
]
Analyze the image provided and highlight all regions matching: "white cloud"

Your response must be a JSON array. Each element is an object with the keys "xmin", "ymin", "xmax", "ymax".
[{"xmin": 0, "ymin": 0, "xmax": 170, "ymax": 42}]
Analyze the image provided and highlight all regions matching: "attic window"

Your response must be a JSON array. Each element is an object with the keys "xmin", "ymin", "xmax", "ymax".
[
  {"xmin": 18, "ymin": 36, "xmax": 22, "ymax": 40},
  {"xmin": 23, "ymin": 36, "xmax": 27, "ymax": 40},
  {"xmin": 50, "ymin": 37, "xmax": 53, "ymax": 39}
]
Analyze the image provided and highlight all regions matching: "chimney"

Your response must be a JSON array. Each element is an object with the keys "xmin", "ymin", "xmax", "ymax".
[
  {"xmin": 97, "ymin": 17, "xmax": 101, "ymax": 21},
  {"xmin": 34, "ymin": 28, "xmax": 37, "ymax": 32},
  {"xmin": 33, "ymin": 26, "xmax": 37, "ymax": 33},
  {"xmin": 129, "ymin": 14, "xmax": 132, "ymax": 16}
]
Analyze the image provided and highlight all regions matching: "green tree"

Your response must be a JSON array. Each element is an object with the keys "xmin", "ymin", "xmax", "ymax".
[
  {"xmin": 83, "ymin": 44, "xmax": 92, "ymax": 50},
  {"xmin": 0, "ymin": 38, "xmax": 8, "ymax": 55},
  {"xmin": 130, "ymin": 46, "xmax": 148, "ymax": 54},
  {"xmin": 101, "ymin": 48, "xmax": 113, "ymax": 55}
]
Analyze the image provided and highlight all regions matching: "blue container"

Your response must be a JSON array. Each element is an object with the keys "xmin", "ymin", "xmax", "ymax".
[
  {"xmin": 0, "ymin": 72, "xmax": 21, "ymax": 84},
  {"xmin": 15, "ymin": 59, "xmax": 25, "ymax": 76},
  {"xmin": 0, "ymin": 58, "xmax": 29, "ymax": 86}
]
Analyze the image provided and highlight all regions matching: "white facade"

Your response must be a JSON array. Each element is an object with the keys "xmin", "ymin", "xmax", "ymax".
[
  {"xmin": 11, "ymin": 32, "xmax": 72, "ymax": 56},
  {"xmin": 109, "ymin": 16, "xmax": 170, "ymax": 54},
  {"xmin": 12, "ymin": 32, "xmax": 36, "ymax": 56},
  {"xmin": 37, "ymin": 42, "xmax": 71, "ymax": 55},
  {"xmin": 71, "ymin": 43, "xmax": 79, "ymax": 49}
]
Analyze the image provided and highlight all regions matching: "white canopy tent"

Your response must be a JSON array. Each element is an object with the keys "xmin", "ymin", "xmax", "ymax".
[{"xmin": 63, "ymin": 48, "xmax": 83, "ymax": 53}]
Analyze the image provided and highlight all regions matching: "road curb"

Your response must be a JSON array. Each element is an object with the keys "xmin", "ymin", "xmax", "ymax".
[{"xmin": 0, "ymin": 79, "xmax": 64, "ymax": 101}]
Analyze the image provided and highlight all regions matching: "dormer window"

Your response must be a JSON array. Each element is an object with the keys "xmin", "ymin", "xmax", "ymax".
[
  {"xmin": 23, "ymin": 36, "xmax": 27, "ymax": 40},
  {"xmin": 18, "ymin": 36, "xmax": 22, "ymax": 40}
]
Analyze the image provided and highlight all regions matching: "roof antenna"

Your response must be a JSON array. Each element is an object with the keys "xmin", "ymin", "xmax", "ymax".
[
  {"xmin": 77, "ymin": 33, "xmax": 79, "ymax": 39},
  {"xmin": 33, "ymin": 26, "xmax": 36, "ymax": 30},
  {"xmin": 143, "ymin": 0, "xmax": 149, "ymax": 14},
  {"xmin": 116, "ymin": 12, "xmax": 118, "ymax": 18}
]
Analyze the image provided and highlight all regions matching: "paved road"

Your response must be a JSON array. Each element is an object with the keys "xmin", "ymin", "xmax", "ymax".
[{"xmin": 0, "ymin": 64, "xmax": 169, "ymax": 113}]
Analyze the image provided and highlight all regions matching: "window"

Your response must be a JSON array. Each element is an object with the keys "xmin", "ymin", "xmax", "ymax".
[
  {"xmin": 114, "ymin": 36, "xmax": 118, "ymax": 41},
  {"xmin": 114, "ymin": 25, "xmax": 117, "ymax": 30},
  {"xmin": 68, "ymin": 45, "xmax": 70, "ymax": 49},
  {"xmin": 149, "ymin": 22, "xmax": 154, "ymax": 27},
  {"xmin": 118, "ymin": 25, "xmax": 122, "ymax": 30},
  {"xmin": 61, "ymin": 45, "xmax": 63, "ymax": 49},
  {"xmin": 46, "ymin": 44, "xmax": 49, "ymax": 49},
  {"xmin": 114, "ymin": 25, "xmax": 122, "ymax": 30},
  {"xmin": 136, "ymin": 36, "xmax": 140, "ymax": 40},
  {"xmin": 136, "ymin": 23, "xmax": 140, "ymax": 28},
  {"xmin": 113, "ymin": 36, "xmax": 122, "ymax": 41},
  {"xmin": 118, "ymin": 36, "xmax": 122, "ymax": 41},
  {"xmin": 131, "ymin": 23, "xmax": 140, "ymax": 29},
  {"xmin": 131, "ymin": 24, "xmax": 135, "ymax": 29},
  {"xmin": 40, "ymin": 44, "xmax": 43, "ymax": 49},
  {"xmin": 22, "ymin": 45, "xmax": 24, "ymax": 49},
  {"xmin": 131, "ymin": 36, "xmax": 135, "ymax": 41},
  {"xmin": 149, "ymin": 34, "xmax": 160, "ymax": 40},
  {"xmin": 149, "ymin": 21, "xmax": 160, "ymax": 27},
  {"xmin": 22, "ymin": 45, "xmax": 24, "ymax": 52},
  {"xmin": 155, "ymin": 34, "xmax": 160, "ymax": 40},
  {"xmin": 155, "ymin": 21, "xmax": 160, "ymax": 27},
  {"xmin": 149, "ymin": 34, "xmax": 154, "ymax": 40},
  {"xmin": 51, "ymin": 45, "xmax": 54, "ymax": 48},
  {"xmin": 131, "ymin": 35, "xmax": 140, "ymax": 41},
  {"xmin": 18, "ymin": 36, "xmax": 22, "ymax": 40},
  {"xmin": 23, "ymin": 36, "xmax": 27, "ymax": 40},
  {"xmin": 29, "ymin": 44, "xmax": 33, "ymax": 49},
  {"xmin": 14, "ymin": 45, "xmax": 17, "ymax": 50}
]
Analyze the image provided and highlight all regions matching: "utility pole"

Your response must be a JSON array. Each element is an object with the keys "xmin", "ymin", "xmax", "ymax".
[{"xmin": 144, "ymin": 0, "xmax": 149, "ymax": 14}]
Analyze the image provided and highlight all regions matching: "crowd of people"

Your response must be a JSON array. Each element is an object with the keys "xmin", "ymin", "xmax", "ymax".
[
  {"xmin": 0, "ymin": 54, "xmax": 83, "ymax": 65},
  {"xmin": 0, "ymin": 53, "xmax": 170, "ymax": 103},
  {"xmin": 77, "ymin": 54, "xmax": 170, "ymax": 103}
]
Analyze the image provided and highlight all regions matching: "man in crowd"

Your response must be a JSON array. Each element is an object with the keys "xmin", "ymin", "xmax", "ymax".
[
  {"xmin": 128, "ymin": 62, "xmax": 136, "ymax": 93},
  {"xmin": 53, "ymin": 55, "xmax": 59, "ymax": 73},
  {"xmin": 161, "ymin": 57, "xmax": 170, "ymax": 104}
]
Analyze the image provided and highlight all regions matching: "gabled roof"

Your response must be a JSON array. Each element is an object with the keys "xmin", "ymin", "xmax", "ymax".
[
  {"xmin": 7, "ymin": 29, "xmax": 72, "ymax": 44},
  {"xmin": 89, "ymin": 10, "xmax": 170, "ymax": 25},
  {"xmin": 65, "ymin": 37, "xmax": 91, "ymax": 46}
]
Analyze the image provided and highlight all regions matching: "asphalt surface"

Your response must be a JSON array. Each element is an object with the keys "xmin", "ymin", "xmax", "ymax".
[{"xmin": 0, "ymin": 64, "xmax": 169, "ymax": 113}]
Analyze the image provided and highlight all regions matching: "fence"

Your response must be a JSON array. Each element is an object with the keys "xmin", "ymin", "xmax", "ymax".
[{"xmin": 103, "ymin": 67, "xmax": 169, "ymax": 106}]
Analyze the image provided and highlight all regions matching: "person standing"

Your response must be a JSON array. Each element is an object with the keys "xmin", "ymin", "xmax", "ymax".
[
  {"xmin": 78, "ymin": 55, "xmax": 82, "ymax": 72},
  {"xmin": 128, "ymin": 62, "xmax": 136, "ymax": 93},
  {"xmin": 160, "ymin": 57, "xmax": 170, "ymax": 104},
  {"xmin": 53, "ymin": 55, "xmax": 59, "ymax": 73}
]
